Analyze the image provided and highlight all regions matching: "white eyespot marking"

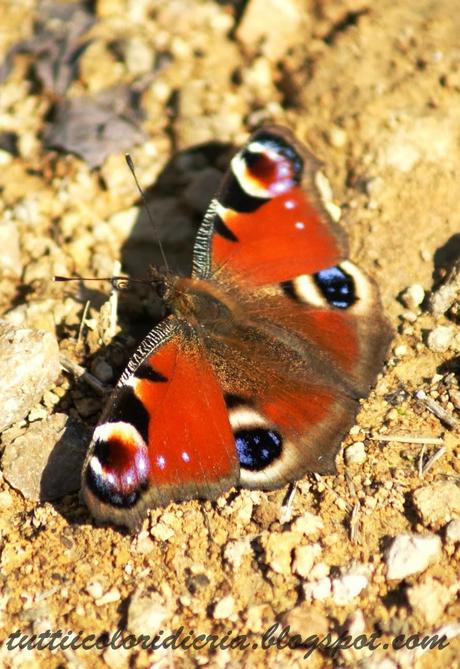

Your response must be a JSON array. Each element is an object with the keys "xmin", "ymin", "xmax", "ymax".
[
  {"xmin": 228, "ymin": 406, "xmax": 270, "ymax": 432},
  {"xmin": 93, "ymin": 421, "xmax": 147, "ymax": 450},
  {"xmin": 181, "ymin": 451, "xmax": 190, "ymax": 463},
  {"xmin": 339, "ymin": 260, "xmax": 373, "ymax": 313},
  {"xmin": 294, "ymin": 221, "xmax": 305, "ymax": 230},
  {"xmin": 89, "ymin": 456, "xmax": 103, "ymax": 476},
  {"xmin": 290, "ymin": 275, "xmax": 326, "ymax": 307},
  {"xmin": 231, "ymin": 152, "xmax": 271, "ymax": 198},
  {"xmin": 284, "ymin": 199, "xmax": 296, "ymax": 209}
]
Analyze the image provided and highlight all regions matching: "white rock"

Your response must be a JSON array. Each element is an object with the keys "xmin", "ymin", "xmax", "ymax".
[
  {"xmin": 413, "ymin": 481, "xmax": 460, "ymax": 527},
  {"xmin": 291, "ymin": 512, "xmax": 324, "ymax": 535},
  {"xmin": 406, "ymin": 577, "xmax": 452, "ymax": 624},
  {"xmin": 0, "ymin": 322, "xmax": 60, "ymax": 432},
  {"xmin": 385, "ymin": 533, "xmax": 442, "ymax": 580},
  {"xmin": 401, "ymin": 284, "xmax": 425, "ymax": 310},
  {"xmin": 292, "ymin": 543, "xmax": 321, "ymax": 578},
  {"xmin": 303, "ymin": 577, "xmax": 331, "ymax": 602},
  {"xmin": 0, "ymin": 221, "xmax": 22, "ymax": 277},
  {"xmin": 427, "ymin": 325, "xmax": 454, "ymax": 352},
  {"xmin": 236, "ymin": 0, "xmax": 309, "ymax": 62},
  {"xmin": 445, "ymin": 519, "xmax": 460, "ymax": 543},
  {"xmin": 344, "ymin": 441, "xmax": 366, "ymax": 465},
  {"xmin": 127, "ymin": 590, "xmax": 170, "ymax": 637},
  {"xmin": 213, "ymin": 595, "xmax": 235, "ymax": 620},
  {"xmin": 332, "ymin": 567, "xmax": 369, "ymax": 605}
]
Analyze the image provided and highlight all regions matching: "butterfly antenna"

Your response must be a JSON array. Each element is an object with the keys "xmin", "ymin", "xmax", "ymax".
[{"xmin": 125, "ymin": 153, "xmax": 170, "ymax": 273}]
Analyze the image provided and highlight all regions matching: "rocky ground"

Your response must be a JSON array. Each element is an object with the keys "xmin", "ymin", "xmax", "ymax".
[{"xmin": 0, "ymin": 0, "xmax": 459, "ymax": 667}]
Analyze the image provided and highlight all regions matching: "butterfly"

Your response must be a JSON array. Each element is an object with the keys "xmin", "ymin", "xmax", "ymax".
[{"xmin": 81, "ymin": 126, "xmax": 392, "ymax": 529}]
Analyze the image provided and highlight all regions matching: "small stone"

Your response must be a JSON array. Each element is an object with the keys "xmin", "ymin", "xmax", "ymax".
[
  {"xmin": 291, "ymin": 512, "xmax": 324, "ymax": 536},
  {"xmin": 0, "ymin": 322, "xmax": 60, "ymax": 432},
  {"xmin": 127, "ymin": 590, "xmax": 170, "ymax": 637},
  {"xmin": 85, "ymin": 580, "xmax": 104, "ymax": 600},
  {"xmin": 2, "ymin": 413, "xmax": 90, "ymax": 501},
  {"xmin": 0, "ymin": 221, "xmax": 22, "ymax": 278},
  {"xmin": 427, "ymin": 325, "xmax": 454, "ymax": 352},
  {"xmin": 223, "ymin": 539, "xmax": 251, "ymax": 570},
  {"xmin": 292, "ymin": 543, "xmax": 321, "ymax": 578},
  {"xmin": 262, "ymin": 531, "xmax": 299, "ymax": 574},
  {"xmin": 331, "ymin": 566, "xmax": 369, "ymax": 605},
  {"xmin": 327, "ymin": 126, "xmax": 347, "ymax": 149},
  {"xmin": 303, "ymin": 576, "xmax": 331, "ymax": 602},
  {"xmin": 213, "ymin": 595, "xmax": 235, "ymax": 620},
  {"xmin": 385, "ymin": 533, "xmax": 442, "ymax": 580},
  {"xmin": 281, "ymin": 605, "xmax": 329, "ymax": 637},
  {"xmin": 445, "ymin": 519, "xmax": 460, "ymax": 543},
  {"xmin": 236, "ymin": 0, "xmax": 309, "ymax": 62},
  {"xmin": 103, "ymin": 645, "xmax": 130, "ymax": 669},
  {"xmin": 413, "ymin": 481, "xmax": 460, "ymax": 527},
  {"xmin": 393, "ymin": 344, "xmax": 408, "ymax": 357},
  {"xmin": 95, "ymin": 588, "xmax": 121, "ymax": 606},
  {"xmin": 344, "ymin": 441, "xmax": 366, "ymax": 465},
  {"xmin": 406, "ymin": 577, "xmax": 453, "ymax": 624},
  {"xmin": 150, "ymin": 522, "xmax": 175, "ymax": 542},
  {"xmin": 401, "ymin": 284, "xmax": 425, "ymax": 310}
]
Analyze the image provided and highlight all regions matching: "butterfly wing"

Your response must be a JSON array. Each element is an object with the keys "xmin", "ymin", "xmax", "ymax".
[
  {"xmin": 192, "ymin": 125, "xmax": 392, "ymax": 486},
  {"xmin": 81, "ymin": 318, "xmax": 239, "ymax": 529}
]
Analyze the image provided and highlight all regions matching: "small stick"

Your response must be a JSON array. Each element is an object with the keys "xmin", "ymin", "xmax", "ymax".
[
  {"xmin": 418, "ymin": 444, "xmax": 426, "ymax": 478},
  {"xmin": 60, "ymin": 354, "xmax": 108, "ymax": 396},
  {"xmin": 77, "ymin": 300, "xmax": 91, "ymax": 344},
  {"xmin": 415, "ymin": 390, "xmax": 458, "ymax": 430},
  {"xmin": 350, "ymin": 501, "xmax": 361, "ymax": 543},
  {"xmin": 107, "ymin": 260, "xmax": 121, "ymax": 341},
  {"xmin": 370, "ymin": 433, "xmax": 444, "ymax": 445},
  {"xmin": 420, "ymin": 446, "xmax": 447, "ymax": 477},
  {"xmin": 280, "ymin": 483, "xmax": 297, "ymax": 523}
]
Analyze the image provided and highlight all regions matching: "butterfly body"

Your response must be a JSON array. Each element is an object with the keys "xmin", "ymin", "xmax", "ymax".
[{"xmin": 82, "ymin": 126, "xmax": 392, "ymax": 529}]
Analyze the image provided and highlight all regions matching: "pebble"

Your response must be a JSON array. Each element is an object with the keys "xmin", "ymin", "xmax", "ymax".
[
  {"xmin": 406, "ymin": 577, "xmax": 452, "ymax": 624},
  {"xmin": 2, "ymin": 413, "xmax": 90, "ymax": 501},
  {"xmin": 427, "ymin": 325, "xmax": 454, "ymax": 352},
  {"xmin": 445, "ymin": 519, "xmax": 460, "ymax": 544},
  {"xmin": 292, "ymin": 543, "xmax": 322, "ymax": 578},
  {"xmin": 127, "ymin": 590, "xmax": 171, "ymax": 637},
  {"xmin": 223, "ymin": 539, "xmax": 251, "ymax": 570},
  {"xmin": 95, "ymin": 588, "xmax": 121, "ymax": 607},
  {"xmin": 291, "ymin": 511, "xmax": 324, "ymax": 536},
  {"xmin": 331, "ymin": 565, "xmax": 369, "ymax": 605},
  {"xmin": 213, "ymin": 594, "xmax": 235, "ymax": 620},
  {"xmin": 281, "ymin": 605, "xmax": 328, "ymax": 637},
  {"xmin": 412, "ymin": 481, "xmax": 460, "ymax": 527},
  {"xmin": 236, "ymin": 0, "xmax": 309, "ymax": 62},
  {"xmin": 262, "ymin": 531, "xmax": 299, "ymax": 575},
  {"xmin": 85, "ymin": 580, "xmax": 104, "ymax": 600},
  {"xmin": 400, "ymin": 284, "xmax": 425, "ymax": 310},
  {"xmin": 385, "ymin": 533, "xmax": 442, "ymax": 580},
  {"xmin": 0, "ymin": 321, "xmax": 60, "ymax": 432},
  {"xmin": 303, "ymin": 576, "xmax": 332, "ymax": 602},
  {"xmin": 344, "ymin": 441, "xmax": 366, "ymax": 465},
  {"xmin": 0, "ymin": 221, "xmax": 22, "ymax": 277}
]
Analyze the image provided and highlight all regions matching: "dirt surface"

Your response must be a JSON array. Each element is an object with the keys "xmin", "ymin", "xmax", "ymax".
[{"xmin": 0, "ymin": 1, "xmax": 459, "ymax": 668}]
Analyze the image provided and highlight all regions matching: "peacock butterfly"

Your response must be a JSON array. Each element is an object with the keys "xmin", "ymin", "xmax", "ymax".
[{"xmin": 81, "ymin": 126, "xmax": 392, "ymax": 529}]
